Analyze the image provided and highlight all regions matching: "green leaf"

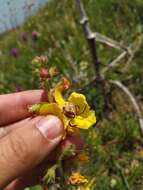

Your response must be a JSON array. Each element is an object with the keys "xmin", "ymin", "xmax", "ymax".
[{"xmin": 26, "ymin": 185, "xmax": 42, "ymax": 190}]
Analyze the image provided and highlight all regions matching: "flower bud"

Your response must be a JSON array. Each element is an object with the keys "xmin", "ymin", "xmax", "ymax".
[
  {"xmin": 40, "ymin": 55, "xmax": 48, "ymax": 64},
  {"xmin": 49, "ymin": 67, "xmax": 59, "ymax": 77},
  {"xmin": 62, "ymin": 78, "xmax": 71, "ymax": 90},
  {"xmin": 32, "ymin": 31, "xmax": 40, "ymax": 41},
  {"xmin": 11, "ymin": 48, "xmax": 18, "ymax": 58},
  {"xmin": 32, "ymin": 56, "xmax": 48, "ymax": 65},
  {"xmin": 40, "ymin": 68, "xmax": 49, "ymax": 78},
  {"xmin": 21, "ymin": 32, "xmax": 28, "ymax": 42}
]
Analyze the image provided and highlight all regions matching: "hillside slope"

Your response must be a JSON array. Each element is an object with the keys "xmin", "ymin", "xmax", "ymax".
[{"xmin": 0, "ymin": 0, "xmax": 143, "ymax": 189}]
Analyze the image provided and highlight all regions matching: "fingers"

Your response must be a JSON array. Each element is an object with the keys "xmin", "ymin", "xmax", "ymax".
[
  {"xmin": 0, "ymin": 90, "xmax": 47, "ymax": 126},
  {"xmin": 0, "ymin": 117, "xmax": 40, "ymax": 138},
  {"xmin": 0, "ymin": 127, "xmax": 8, "ymax": 138},
  {"xmin": 61, "ymin": 135, "xmax": 84, "ymax": 154},
  {"xmin": 4, "ymin": 136, "xmax": 84, "ymax": 190},
  {"xmin": 0, "ymin": 120, "xmax": 26, "ymax": 138},
  {"xmin": 4, "ymin": 164, "xmax": 47, "ymax": 190},
  {"xmin": 0, "ymin": 115, "xmax": 63, "ymax": 188}
]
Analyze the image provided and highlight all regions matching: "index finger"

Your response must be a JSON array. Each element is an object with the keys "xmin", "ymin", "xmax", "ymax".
[{"xmin": 0, "ymin": 90, "xmax": 47, "ymax": 126}]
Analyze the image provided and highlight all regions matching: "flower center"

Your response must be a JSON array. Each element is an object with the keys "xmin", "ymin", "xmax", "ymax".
[{"xmin": 63, "ymin": 102, "xmax": 79, "ymax": 118}]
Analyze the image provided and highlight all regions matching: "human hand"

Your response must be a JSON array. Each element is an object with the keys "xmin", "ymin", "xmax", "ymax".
[{"xmin": 0, "ymin": 90, "xmax": 83, "ymax": 190}]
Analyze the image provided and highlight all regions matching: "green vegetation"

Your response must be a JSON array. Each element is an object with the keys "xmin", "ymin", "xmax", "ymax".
[{"xmin": 0, "ymin": 0, "xmax": 143, "ymax": 189}]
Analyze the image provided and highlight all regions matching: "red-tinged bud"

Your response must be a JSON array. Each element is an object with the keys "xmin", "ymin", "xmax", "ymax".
[
  {"xmin": 62, "ymin": 78, "xmax": 71, "ymax": 90},
  {"xmin": 40, "ymin": 68, "xmax": 49, "ymax": 78}
]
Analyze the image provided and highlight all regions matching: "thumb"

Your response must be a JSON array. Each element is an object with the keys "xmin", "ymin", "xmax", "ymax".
[{"xmin": 0, "ymin": 115, "xmax": 63, "ymax": 188}]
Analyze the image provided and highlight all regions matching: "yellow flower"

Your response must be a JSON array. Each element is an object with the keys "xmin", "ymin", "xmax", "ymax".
[
  {"xmin": 78, "ymin": 188, "xmax": 90, "ymax": 190},
  {"xmin": 69, "ymin": 172, "xmax": 88, "ymax": 185},
  {"xmin": 67, "ymin": 93, "xmax": 96, "ymax": 129},
  {"xmin": 29, "ymin": 78, "xmax": 96, "ymax": 136},
  {"xmin": 54, "ymin": 79, "xmax": 96, "ymax": 131}
]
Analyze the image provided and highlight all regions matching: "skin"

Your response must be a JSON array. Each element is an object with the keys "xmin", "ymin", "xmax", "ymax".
[{"xmin": 0, "ymin": 90, "xmax": 83, "ymax": 190}]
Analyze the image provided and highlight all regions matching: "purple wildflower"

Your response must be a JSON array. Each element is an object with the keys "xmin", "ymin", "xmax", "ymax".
[
  {"xmin": 32, "ymin": 31, "xmax": 40, "ymax": 42},
  {"xmin": 21, "ymin": 32, "xmax": 28, "ymax": 42},
  {"xmin": 11, "ymin": 48, "xmax": 18, "ymax": 58}
]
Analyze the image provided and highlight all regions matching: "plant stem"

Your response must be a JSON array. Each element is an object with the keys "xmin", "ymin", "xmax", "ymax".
[
  {"xmin": 75, "ymin": 0, "xmax": 102, "ymax": 82},
  {"xmin": 112, "ymin": 158, "xmax": 131, "ymax": 190}
]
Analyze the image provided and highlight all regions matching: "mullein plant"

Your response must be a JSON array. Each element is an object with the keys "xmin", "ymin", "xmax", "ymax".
[{"xmin": 29, "ymin": 56, "xmax": 96, "ymax": 190}]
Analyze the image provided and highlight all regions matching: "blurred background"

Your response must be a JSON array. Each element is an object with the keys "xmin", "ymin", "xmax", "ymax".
[
  {"xmin": 0, "ymin": 0, "xmax": 143, "ymax": 189},
  {"xmin": 0, "ymin": 0, "xmax": 48, "ymax": 33}
]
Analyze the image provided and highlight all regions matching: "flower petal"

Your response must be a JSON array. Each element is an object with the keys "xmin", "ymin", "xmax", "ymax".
[
  {"xmin": 69, "ymin": 172, "xmax": 89, "ymax": 185},
  {"xmin": 38, "ymin": 103, "xmax": 70, "ymax": 130},
  {"xmin": 54, "ymin": 84, "xmax": 65, "ymax": 107},
  {"xmin": 39, "ymin": 103, "xmax": 63, "ymax": 121},
  {"xmin": 71, "ymin": 111, "xmax": 96, "ymax": 129},
  {"xmin": 68, "ymin": 92, "xmax": 90, "ymax": 117}
]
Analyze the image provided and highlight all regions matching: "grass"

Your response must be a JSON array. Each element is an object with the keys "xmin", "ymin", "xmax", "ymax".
[{"xmin": 0, "ymin": 0, "xmax": 143, "ymax": 189}]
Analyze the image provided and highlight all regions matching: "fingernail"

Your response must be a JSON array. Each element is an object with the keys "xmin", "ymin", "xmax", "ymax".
[{"xmin": 36, "ymin": 115, "xmax": 63, "ymax": 140}]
